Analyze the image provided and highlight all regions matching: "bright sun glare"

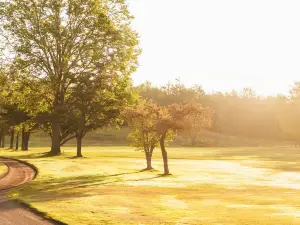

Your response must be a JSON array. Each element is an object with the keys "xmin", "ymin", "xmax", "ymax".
[{"xmin": 128, "ymin": 0, "xmax": 300, "ymax": 96}]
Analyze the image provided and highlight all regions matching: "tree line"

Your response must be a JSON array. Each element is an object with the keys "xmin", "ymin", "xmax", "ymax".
[{"xmin": 136, "ymin": 80, "xmax": 300, "ymax": 142}]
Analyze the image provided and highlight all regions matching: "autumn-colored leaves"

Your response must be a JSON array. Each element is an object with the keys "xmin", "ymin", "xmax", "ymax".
[{"xmin": 123, "ymin": 101, "xmax": 214, "ymax": 174}]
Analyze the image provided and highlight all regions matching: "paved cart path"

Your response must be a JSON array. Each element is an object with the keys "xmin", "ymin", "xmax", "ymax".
[{"xmin": 0, "ymin": 158, "xmax": 54, "ymax": 225}]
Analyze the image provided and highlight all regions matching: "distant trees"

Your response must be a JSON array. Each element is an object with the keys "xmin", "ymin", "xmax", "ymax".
[
  {"xmin": 277, "ymin": 82, "xmax": 300, "ymax": 145},
  {"xmin": 137, "ymin": 80, "xmax": 207, "ymax": 106},
  {"xmin": 126, "ymin": 79, "xmax": 300, "ymax": 173},
  {"xmin": 0, "ymin": 0, "xmax": 140, "ymax": 155},
  {"xmin": 182, "ymin": 104, "xmax": 214, "ymax": 146},
  {"xmin": 137, "ymin": 82, "xmax": 285, "ymax": 142}
]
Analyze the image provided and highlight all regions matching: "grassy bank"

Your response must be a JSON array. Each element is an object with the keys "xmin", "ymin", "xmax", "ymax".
[{"xmin": 1, "ymin": 146, "xmax": 300, "ymax": 224}]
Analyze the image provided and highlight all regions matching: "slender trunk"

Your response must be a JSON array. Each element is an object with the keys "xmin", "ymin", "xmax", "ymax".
[
  {"xmin": 0, "ymin": 133, "xmax": 3, "ymax": 148},
  {"xmin": 160, "ymin": 135, "xmax": 169, "ymax": 175},
  {"xmin": 15, "ymin": 132, "xmax": 19, "ymax": 150},
  {"xmin": 146, "ymin": 153, "xmax": 152, "ymax": 170},
  {"xmin": 50, "ymin": 121, "xmax": 61, "ymax": 155},
  {"xmin": 1, "ymin": 135, "xmax": 5, "ymax": 148},
  {"xmin": 76, "ymin": 135, "xmax": 83, "ymax": 157},
  {"xmin": 21, "ymin": 127, "xmax": 25, "ymax": 150},
  {"xmin": 22, "ymin": 132, "xmax": 30, "ymax": 151},
  {"xmin": 9, "ymin": 129, "xmax": 14, "ymax": 149},
  {"xmin": 76, "ymin": 113, "xmax": 85, "ymax": 157},
  {"xmin": 145, "ymin": 151, "xmax": 153, "ymax": 170},
  {"xmin": 21, "ymin": 126, "xmax": 30, "ymax": 151}
]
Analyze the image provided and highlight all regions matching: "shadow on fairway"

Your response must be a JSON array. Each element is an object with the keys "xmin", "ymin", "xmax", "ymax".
[
  {"xmin": 13, "ymin": 152, "xmax": 65, "ymax": 159},
  {"xmin": 13, "ymin": 171, "xmax": 165, "ymax": 203}
]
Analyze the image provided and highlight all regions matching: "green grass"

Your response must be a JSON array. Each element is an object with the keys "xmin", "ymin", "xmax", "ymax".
[
  {"xmin": 0, "ymin": 163, "xmax": 7, "ymax": 176},
  {"xmin": 1, "ymin": 146, "xmax": 300, "ymax": 224}
]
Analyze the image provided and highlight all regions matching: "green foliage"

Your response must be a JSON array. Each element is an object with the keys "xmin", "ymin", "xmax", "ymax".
[
  {"xmin": 0, "ymin": 0, "xmax": 140, "ymax": 153},
  {"xmin": 137, "ymin": 80, "xmax": 206, "ymax": 106},
  {"xmin": 63, "ymin": 73, "xmax": 134, "ymax": 145}
]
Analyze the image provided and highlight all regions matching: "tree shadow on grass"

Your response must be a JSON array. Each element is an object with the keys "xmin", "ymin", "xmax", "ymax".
[
  {"xmin": 0, "ymin": 148, "xmax": 18, "ymax": 152},
  {"xmin": 12, "ymin": 171, "xmax": 165, "ymax": 203},
  {"xmin": 14, "ymin": 152, "xmax": 132, "ymax": 160},
  {"xmin": 68, "ymin": 156, "xmax": 85, "ymax": 159},
  {"xmin": 14, "ymin": 152, "xmax": 65, "ymax": 159}
]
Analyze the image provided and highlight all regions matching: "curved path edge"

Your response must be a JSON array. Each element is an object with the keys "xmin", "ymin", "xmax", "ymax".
[
  {"xmin": 0, "ymin": 163, "xmax": 10, "ymax": 180},
  {"xmin": 0, "ymin": 157, "xmax": 66, "ymax": 225}
]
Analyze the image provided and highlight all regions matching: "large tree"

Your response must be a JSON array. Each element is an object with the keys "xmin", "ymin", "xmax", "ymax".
[{"xmin": 0, "ymin": 0, "xmax": 139, "ymax": 155}]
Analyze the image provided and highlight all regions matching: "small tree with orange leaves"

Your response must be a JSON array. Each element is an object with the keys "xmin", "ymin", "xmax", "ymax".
[
  {"xmin": 125, "ymin": 102, "xmax": 214, "ymax": 174},
  {"xmin": 156, "ymin": 103, "xmax": 213, "ymax": 174},
  {"xmin": 123, "ymin": 101, "xmax": 160, "ymax": 170}
]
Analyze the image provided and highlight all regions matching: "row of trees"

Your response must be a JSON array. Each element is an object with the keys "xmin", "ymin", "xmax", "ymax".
[{"xmin": 0, "ymin": 0, "xmax": 140, "ymax": 156}]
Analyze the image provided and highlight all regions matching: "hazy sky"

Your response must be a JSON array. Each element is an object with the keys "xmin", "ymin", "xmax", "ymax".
[{"xmin": 127, "ymin": 0, "xmax": 300, "ymax": 96}]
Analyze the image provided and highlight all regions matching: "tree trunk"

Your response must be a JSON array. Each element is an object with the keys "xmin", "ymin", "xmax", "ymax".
[
  {"xmin": 9, "ymin": 129, "xmax": 15, "ymax": 149},
  {"xmin": 160, "ymin": 135, "xmax": 169, "ymax": 175},
  {"xmin": 24, "ymin": 132, "xmax": 30, "ymax": 151},
  {"xmin": 145, "ymin": 151, "xmax": 153, "ymax": 170},
  {"xmin": 1, "ymin": 134, "xmax": 5, "ymax": 148},
  {"xmin": 76, "ymin": 136, "xmax": 83, "ymax": 157},
  {"xmin": 21, "ymin": 127, "xmax": 25, "ymax": 150},
  {"xmin": 50, "ymin": 121, "xmax": 61, "ymax": 155},
  {"xmin": 15, "ymin": 132, "xmax": 19, "ymax": 150},
  {"xmin": 21, "ymin": 129, "xmax": 30, "ymax": 151}
]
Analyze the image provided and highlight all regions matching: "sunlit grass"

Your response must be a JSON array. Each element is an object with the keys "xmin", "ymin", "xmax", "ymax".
[{"xmin": 1, "ymin": 146, "xmax": 300, "ymax": 224}]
